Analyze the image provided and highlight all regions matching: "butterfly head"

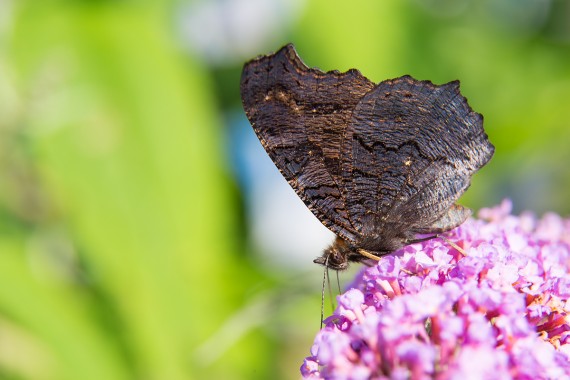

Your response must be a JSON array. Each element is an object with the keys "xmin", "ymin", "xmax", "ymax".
[{"xmin": 313, "ymin": 237, "xmax": 354, "ymax": 271}]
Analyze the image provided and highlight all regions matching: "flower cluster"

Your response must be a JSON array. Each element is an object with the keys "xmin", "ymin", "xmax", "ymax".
[{"xmin": 301, "ymin": 200, "xmax": 570, "ymax": 379}]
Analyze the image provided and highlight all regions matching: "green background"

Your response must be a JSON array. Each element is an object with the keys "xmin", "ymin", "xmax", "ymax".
[{"xmin": 0, "ymin": 1, "xmax": 569, "ymax": 379}]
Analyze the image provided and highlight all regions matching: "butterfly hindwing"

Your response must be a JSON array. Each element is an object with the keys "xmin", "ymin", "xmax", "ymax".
[{"xmin": 341, "ymin": 76, "xmax": 494, "ymax": 244}]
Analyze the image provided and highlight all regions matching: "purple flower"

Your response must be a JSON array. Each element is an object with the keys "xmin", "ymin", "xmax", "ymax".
[{"xmin": 301, "ymin": 200, "xmax": 570, "ymax": 379}]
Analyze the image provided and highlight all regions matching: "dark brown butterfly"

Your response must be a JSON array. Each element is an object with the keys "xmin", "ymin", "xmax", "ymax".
[{"xmin": 240, "ymin": 44, "xmax": 494, "ymax": 270}]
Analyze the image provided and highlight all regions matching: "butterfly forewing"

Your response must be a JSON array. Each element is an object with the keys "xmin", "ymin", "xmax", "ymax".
[{"xmin": 240, "ymin": 44, "xmax": 375, "ymax": 243}]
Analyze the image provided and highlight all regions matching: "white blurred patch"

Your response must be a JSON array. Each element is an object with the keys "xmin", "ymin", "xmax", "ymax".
[
  {"xmin": 250, "ymin": 175, "xmax": 336, "ymax": 269},
  {"xmin": 177, "ymin": 0, "xmax": 305, "ymax": 65}
]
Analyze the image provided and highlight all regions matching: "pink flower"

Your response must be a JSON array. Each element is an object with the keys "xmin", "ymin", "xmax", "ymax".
[{"xmin": 302, "ymin": 200, "xmax": 570, "ymax": 379}]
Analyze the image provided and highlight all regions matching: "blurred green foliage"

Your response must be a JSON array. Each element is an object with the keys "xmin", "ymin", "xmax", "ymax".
[{"xmin": 0, "ymin": 1, "xmax": 569, "ymax": 379}]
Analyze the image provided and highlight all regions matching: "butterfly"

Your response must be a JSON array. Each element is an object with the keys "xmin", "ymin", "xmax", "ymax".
[{"xmin": 240, "ymin": 44, "xmax": 494, "ymax": 270}]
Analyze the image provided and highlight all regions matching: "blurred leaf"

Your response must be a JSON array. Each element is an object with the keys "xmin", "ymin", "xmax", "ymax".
[{"xmin": 2, "ymin": 2, "xmax": 270, "ymax": 379}]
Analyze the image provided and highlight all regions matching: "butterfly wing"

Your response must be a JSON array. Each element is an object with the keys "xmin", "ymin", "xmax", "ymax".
[
  {"xmin": 341, "ymin": 76, "xmax": 494, "ymax": 244},
  {"xmin": 240, "ymin": 44, "xmax": 376, "ymax": 243}
]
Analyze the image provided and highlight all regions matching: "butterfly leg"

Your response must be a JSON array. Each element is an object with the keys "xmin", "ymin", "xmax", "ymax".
[
  {"xmin": 409, "ymin": 234, "xmax": 468, "ymax": 256},
  {"xmin": 407, "ymin": 235, "xmax": 438, "ymax": 244},
  {"xmin": 356, "ymin": 248, "xmax": 381, "ymax": 261}
]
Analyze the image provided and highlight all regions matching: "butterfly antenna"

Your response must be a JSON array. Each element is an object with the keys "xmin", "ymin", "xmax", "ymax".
[
  {"xmin": 320, "ymin": 255, "xmax": 329, "ymax": 329},
  {"xmin": 327, "ymin": 266, "xmax": 335, "ymax": 314}
]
